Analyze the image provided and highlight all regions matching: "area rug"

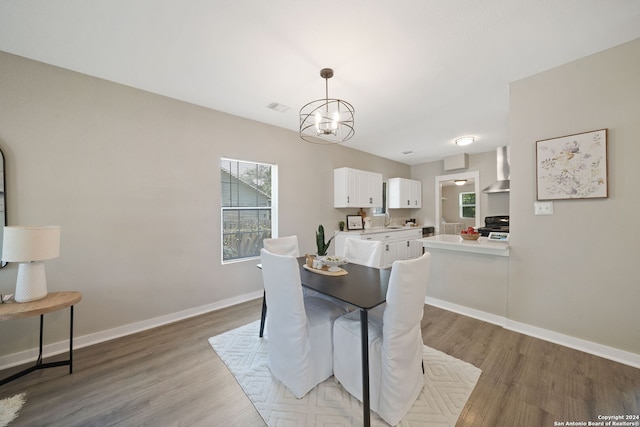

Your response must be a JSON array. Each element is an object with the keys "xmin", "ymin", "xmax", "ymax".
[
  {"xmin": 208, "ymin": 321, "xmax": 481, "ymax": 426},
  {"xmin": 0, "ymin": 393, "xmax": 26, "ymax": 427}
]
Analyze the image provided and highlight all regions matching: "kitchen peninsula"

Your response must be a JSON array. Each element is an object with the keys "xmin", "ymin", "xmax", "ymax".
[
  {"xmin": 334, "ymin": 227, "xmax": 422, "ymax": 269},
  {"xmin": 418, "ymin": 235, "xmax": 509, "ymax": 323}
]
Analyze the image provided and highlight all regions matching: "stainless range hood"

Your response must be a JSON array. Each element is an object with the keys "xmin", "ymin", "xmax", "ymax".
[{"xmin": 482, "ymin": 146, "xmax": 510, "ymax": 193}]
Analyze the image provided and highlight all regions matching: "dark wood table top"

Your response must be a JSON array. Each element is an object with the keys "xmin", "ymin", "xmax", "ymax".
[{"xmin": 298, "ymin": 257, "xmax": 390, "ymax": 310}]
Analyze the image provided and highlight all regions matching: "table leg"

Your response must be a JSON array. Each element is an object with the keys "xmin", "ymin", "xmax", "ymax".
[
  {"xmin": 69, "ymin": 305, "xmax": 74, "ymax": 374},
  {"xmin": 360, "ymin": 309, "xmax": 370, "ymax": 427},
  {"xmin": 259, "ymin": 291, "xmax": 267, "ymax": 337},
  {"xmin": 0, "ymin": 305, "xmax": 76, "ymax": 387},
  {"xmin": 37, "ymin": 314, "xmax": 44, "ymax": 365}
]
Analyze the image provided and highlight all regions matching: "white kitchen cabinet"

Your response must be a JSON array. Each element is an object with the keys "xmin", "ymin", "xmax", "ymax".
[
  {"xmin": 334, "ymin": 228, "xmax": 422, "ymax": 268},
  {"xmin": 334, "ymin": 168, "xmax": 383, "ymax": 208},
  {"xmin": 388, "ymin": 177, "xmax": 422, "ymax": 208}
]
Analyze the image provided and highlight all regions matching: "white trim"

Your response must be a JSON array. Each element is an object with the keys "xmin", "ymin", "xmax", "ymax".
[
  {"xmin": 435, "ymin": 171, "xmax": 480, "ymax": 234},
  {"xmin": 0, "ymin": 290, "xmax": 264, "ymax": 371},
  {"xmin": 426, "ymin": 296, "xmax": 506, "ymax": 326},
  {"xmin": 4, "ymin": 292, "xmax": 637, "ymax": 372},
  {"xmin": 504, "ymin": 319, "xmax": 640, "ymax": 369},
  {"xmin": 425, "ymin": 297, "xmax": 640, "ymax": 369}
]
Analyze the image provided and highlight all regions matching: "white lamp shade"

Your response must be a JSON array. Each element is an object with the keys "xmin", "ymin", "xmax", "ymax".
[{"xmin": 2, "ymin": 226, "xmax": 61, "ymax": 262}]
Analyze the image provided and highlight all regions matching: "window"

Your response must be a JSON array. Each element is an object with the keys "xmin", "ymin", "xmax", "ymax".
[
  {"xmin": 221, "ymin": 158, "xmax": 277, "ymax": 263},
  {"xmin": 373, "ymin": 182, "xmax": 387, "ymax": 216},
  {"xmin": 459, "ymin": 192, "xmax": 476, "ymax": 219}
]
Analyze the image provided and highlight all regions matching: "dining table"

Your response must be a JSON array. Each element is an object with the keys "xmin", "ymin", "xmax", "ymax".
[{"xmin": 297, "ymin": 257, "xmax": 390, "ymax": 427}]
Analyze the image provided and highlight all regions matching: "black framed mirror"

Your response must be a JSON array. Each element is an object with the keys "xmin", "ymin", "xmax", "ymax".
[{"xmin": 0, "ymin": 148, "xmax": 6, "ymax": 268}]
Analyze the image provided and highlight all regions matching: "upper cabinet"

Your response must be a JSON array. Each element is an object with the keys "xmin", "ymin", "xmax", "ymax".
[
  {"xmin": 388, "ymin": 177, "xmax": 422, "ymax": 209},
  {"xmin": 334, "ymin": 168, "xmax": 383, "ymax": 208}
]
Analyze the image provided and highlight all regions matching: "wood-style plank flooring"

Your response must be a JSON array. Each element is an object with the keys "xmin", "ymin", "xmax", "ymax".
[{"xmin": 1, "ymin": 299, "xmax": 639, "ymax": 426}]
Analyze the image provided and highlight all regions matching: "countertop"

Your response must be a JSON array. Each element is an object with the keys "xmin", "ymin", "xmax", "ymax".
[
  {"xmin": 337, "ymin": 226, "xmax": 422, "ymax": 235},
  {"xmin": 418, "ymin": 234, "xmax": 509, "ymax": 257}
]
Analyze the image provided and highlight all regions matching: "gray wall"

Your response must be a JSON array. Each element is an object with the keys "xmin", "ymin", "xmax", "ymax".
[
  {"xmin": 0, "ymin": 51, "xmax": 409, "ymax": 358},
  {"xmin": 411, "ymin": 38, "xmax": 640, "ymax": 358},
  {"xmin": 509, "ymin": 38, "xmax": 640, "ymax": 355},
  {"xmin": 441, "ymin": 183, "xmax": 476, "ymax": 229},
  {"xmin": 411, "ymin": 150, "xmax": 510, "ymax": 227},
  {"xmin": 2, "ymin": 36, "xmax": 639, "ymax": 362}
]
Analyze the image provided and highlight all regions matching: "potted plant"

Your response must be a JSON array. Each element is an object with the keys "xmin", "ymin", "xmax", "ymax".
[
  {"xmin": 339, "ymin": 221, "xmax": 345, "ymax": 231},
  {"xmin": 315, "ymin": 224, "xmax": 335, "ymax": 257}
]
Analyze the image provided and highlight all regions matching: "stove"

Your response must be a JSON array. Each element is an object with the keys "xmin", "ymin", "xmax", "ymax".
[{"xmin": 477, "ymin": 216, "xmax": 509, "ymax": 237}]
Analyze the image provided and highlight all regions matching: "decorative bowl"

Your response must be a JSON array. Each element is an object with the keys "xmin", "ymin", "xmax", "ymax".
[
  {"xmin": 460, "ymin": 233, "xmax": 480, "ymax": 241},
  {"xmin": 322, "ymin": 256, "xmax": 348, "ymax": 271}
]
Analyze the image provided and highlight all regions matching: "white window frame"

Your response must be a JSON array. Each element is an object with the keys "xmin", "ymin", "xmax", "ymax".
[
  {"xmin": 220, "ymin": 157, "xmax": 278, "ymax": 264},
  {"xmin": 459, "ymin": 191, "xmax": 476, "ymax": 219}
]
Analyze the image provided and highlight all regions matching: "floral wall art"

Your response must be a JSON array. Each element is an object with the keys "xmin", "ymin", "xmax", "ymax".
[{"xmin": 536, "ymin": 129, "xmax": 608, "ymax": 200}]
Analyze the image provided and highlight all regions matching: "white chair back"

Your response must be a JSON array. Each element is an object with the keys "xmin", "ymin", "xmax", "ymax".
[
  {"xmin": 260, "ymin": 248, "xmax": 347, "ymax": 398},
  {"xmin": 343, "ymin": 238, "xmax": 382, "ymax": 268},
  {"xmin": 260, "ymin": 249, "xmax": 309, "ymax": 392},
  {"xmin": 263, "ymin": 235, "xmax": 300, "ymax": 256},
  {"xmin": 379, "ymin": 252, "xmax": 432, "ymax": 424}
]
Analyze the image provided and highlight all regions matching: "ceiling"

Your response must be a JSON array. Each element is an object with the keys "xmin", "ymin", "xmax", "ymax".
[{"xmin": 1, "ymin": 1, "xmax": 639, "ymax": 165}]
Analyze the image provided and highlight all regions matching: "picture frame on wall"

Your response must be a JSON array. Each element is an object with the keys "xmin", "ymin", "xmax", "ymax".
[
  {"xmin": 346, "ymin": 215, "xmax": 364, "ymax": 230},
  {"xmin": 536, "ymin": 129, "xmax": 608, "ymax": 200}
]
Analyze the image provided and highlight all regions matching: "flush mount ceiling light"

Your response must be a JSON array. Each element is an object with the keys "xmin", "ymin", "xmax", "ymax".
[
  {"xmin": 454, "ymin": 180, "xmax": 467, "ymax": 186},
  {"xmin": 455, "ymin": 136, "xmax": 476, "ymax": 146},
  {"xmin": 299, "ymin": 68, "xmax": 355, "ymax": 144}
]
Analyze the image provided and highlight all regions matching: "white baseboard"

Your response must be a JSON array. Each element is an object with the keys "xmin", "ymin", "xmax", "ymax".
[
  {"xmin": 503, "ymin": 319, "xmax": 640, "ymax": 369},
  {"xmin": 5, "ymin": 292, "xmax": 637, "ymax": 372},
  {"xmin": 425, "ymin": 297, "xmax": 506, "ymax": 327},
  {"xmin": 0, "ymin": 290, "xmax": 264, "ymax": 371},
  {"xmin": 425, "ymin": 297, "xmax": 640, "ymax": 369}
]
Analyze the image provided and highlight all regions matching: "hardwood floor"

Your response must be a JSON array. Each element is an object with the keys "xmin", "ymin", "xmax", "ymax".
[{"xmin": 1, "ymin": 300, "xmax": 639, "ymax": 426}]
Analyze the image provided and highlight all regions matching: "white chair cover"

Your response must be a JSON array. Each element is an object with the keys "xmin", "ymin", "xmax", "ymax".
[
  {"xmin": 343, "ymin": 238, "xmax": 383, "ymax": 268},
  {"xmin": 333, "ymin": 252, "xmax": 432, "ymax": 425},
  {"xmin": 260, "ymin": 248, "xmax": 347, "ymax": 398},
  {"xmin": 260, "ymin": 235, "xmax": 301, "ymax": 336},
  {"xmin": 263, "ymin": 235, "xmax": 299, "ymax": 256}
]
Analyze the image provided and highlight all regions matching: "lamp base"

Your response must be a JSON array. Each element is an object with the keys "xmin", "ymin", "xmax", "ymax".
[{"xmin": 15, "ymin": 261, "xmax": 48, "ymax": 303}]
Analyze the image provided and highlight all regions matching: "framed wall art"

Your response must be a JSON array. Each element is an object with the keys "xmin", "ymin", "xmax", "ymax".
[
  {"xmin": 536, "ymin": 129, "xmax": 608, "ymax": 200},
  {"xmin": 346, "ymin": 215, "xmax": 364, "ymax": 230}
]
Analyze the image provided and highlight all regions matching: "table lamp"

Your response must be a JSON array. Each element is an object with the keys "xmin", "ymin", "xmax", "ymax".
[{"xmin": 1, "ymin": 226, "xmax": 61, "ymax": 303}]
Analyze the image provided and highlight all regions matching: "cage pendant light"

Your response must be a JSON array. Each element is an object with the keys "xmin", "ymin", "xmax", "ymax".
[{"xmin": 299, "ymin": 68, "xmax": 355, "ymax": 144}]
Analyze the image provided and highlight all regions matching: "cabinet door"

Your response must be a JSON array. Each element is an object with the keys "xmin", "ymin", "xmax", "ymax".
[
  {"xmin": 409, "ymin": 239, "xmax": 423, "ymax": 258},
  {"xmin": 388, "ymin": 177, "xmax": 418, "ymax": 208},
  {"xmin": 369, "ymin": 172, "xmax": 383, "ymax": 207},
  {"xmin": 396, "ymin": 239, "xmax": 410, "ymax": 261},
  {"xmin": 356, "ymin": 171, "xmax": 382, "ymax": 207},
  {"xmin": 387, "ymin": 178, "xmax": 402, "ymax": 208},
  {"xmin": 410, "ymin": 180, "xmax": 422, "ymax": 208},
  {"xmin": 382, "ymin": 241, "xmax": 397, "ymax": 268},
  {"xmin": 334, "ymin": 168, "xmax": 358, "ymax": 208}
]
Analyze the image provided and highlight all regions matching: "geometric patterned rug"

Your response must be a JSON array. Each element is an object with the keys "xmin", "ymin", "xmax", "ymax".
[{"xmin": 208, "ymin": 321, "xmax": 481, "ymax": 426}]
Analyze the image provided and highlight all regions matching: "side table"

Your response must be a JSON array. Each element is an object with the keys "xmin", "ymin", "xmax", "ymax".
[{"xmin": 0, "ymin": 291, "xmax": 82, "ymax": 386}]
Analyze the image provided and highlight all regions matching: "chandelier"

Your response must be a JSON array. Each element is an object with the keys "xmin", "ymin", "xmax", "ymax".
[{"xmin": 299, "ymin": 68, "xmax": 355, "ymax": 144}]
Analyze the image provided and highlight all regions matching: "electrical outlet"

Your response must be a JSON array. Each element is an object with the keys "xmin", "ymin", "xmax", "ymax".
[{"xmin": 534, "ymin": 201, "xmax": 554, "ymax": 215}]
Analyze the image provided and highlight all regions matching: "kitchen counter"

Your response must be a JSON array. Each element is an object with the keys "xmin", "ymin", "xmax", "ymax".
[
  {"xmin": 418, "ymin": 234, "xmax": 509, "ymax": 257},
  {"xmin": 338, "ymin": 226, "xmax": 421, "ymax": 235},
  {"xmin": 419, "ymin": 234, "xmax": 509, "ymax": 320}
]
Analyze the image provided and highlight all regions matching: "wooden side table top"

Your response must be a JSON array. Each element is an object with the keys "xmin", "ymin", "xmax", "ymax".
[{"xmin": 0, "ymin": 291, "xmax": 82, "ymax": 321}]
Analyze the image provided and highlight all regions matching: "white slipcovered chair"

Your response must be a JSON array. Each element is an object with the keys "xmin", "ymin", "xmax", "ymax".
[
  {"xmin": 260, "ymin": 248, "xmax": 347, "ymax": 398},
  {"xmin": 263, "ymin": 235, "xmax": 300, "ymax": 257},
  {"xmin": 332, "ymin": 252, "xmax": 432, "ymax": 425},
  {"xmin": 342, "ymin": 238, "xmax": 383, "ymax": 268},
  {"xmin": 259, "ymin": 236, "xmax": 300, "ymax": 337}
]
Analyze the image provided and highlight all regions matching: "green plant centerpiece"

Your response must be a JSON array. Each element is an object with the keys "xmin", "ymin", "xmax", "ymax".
[{"xmin": 315, "ymin": 224, "xmax": 335, "ymax": 257}]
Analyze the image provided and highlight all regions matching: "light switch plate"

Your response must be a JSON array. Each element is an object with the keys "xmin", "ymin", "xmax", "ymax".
[{"xmin": 534, "ymin": 201, "xmax": 554, "ymax": 215}]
